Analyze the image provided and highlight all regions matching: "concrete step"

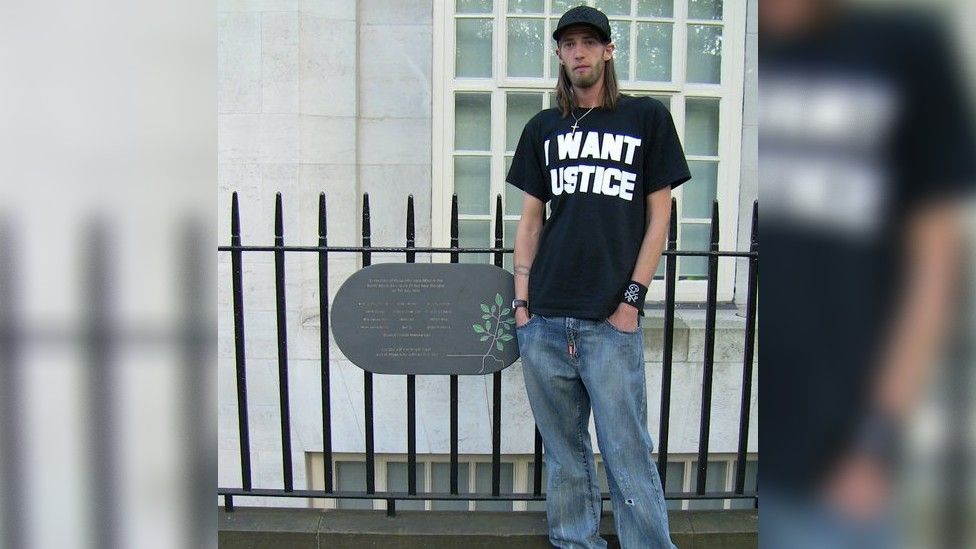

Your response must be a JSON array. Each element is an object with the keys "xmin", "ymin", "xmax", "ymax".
[{"xmin": 218, "ymin": 507, "xmax": 757, "ymax": 548}]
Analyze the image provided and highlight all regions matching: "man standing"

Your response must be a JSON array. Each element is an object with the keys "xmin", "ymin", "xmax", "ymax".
[{"xmin": 508, "ymin": 6, "xmax": 690, "ymax": 548}]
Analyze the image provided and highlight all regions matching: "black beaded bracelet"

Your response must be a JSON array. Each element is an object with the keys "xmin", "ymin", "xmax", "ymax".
[{"xmin": 621, "ymin": 280, "xmax": 648, "ymax": 310}]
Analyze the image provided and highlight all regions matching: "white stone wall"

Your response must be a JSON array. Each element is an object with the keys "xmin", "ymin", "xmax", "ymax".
[{"xmin": 217, "ymin": 0, "xmax": 758, "ymax": 506}]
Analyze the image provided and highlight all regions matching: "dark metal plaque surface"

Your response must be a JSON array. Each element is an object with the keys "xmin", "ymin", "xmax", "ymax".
[{"xmin": 330, "ymin": 263, "xmax": 518, "ymax": 375}]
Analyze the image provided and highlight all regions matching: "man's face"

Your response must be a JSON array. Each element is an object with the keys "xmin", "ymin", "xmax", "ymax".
[{"xmin": 555, "ymin": 25, "xmax": 614, "ymax": 89}]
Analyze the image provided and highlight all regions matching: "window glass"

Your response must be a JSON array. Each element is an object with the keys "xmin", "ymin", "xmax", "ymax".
[
  {"xmin": 525, "ymin": 461, "xmax": 548, "ymax": 511},
  {"xmin": 508, "ymin": 18, "xmax": 546, "ymax": 77},
  {"xmin": 685, "ymin": 160, "xmax": 718, "ymax": 218},
  {"xmin": 688, "ymin": 0, "xmax": 722, "ymax": 20},
  {"xmin": 336, "ymin": 461, "xmax": 372, "ymax": 510},
  {"xmin": 687, "ymin": 460, "xmax": 727, "ymax": 510},
  {"xmin": 510, "ymin": 0, "xmax": 544, "ymax": 13},
  {"xmin": 679, "ymin": 222, "xmax": 711, "ymax": 278},
  {"xmin": 455, "ymin": 93, "xmax": 492, "ymax": 150},
  {"xmin": 636, "ymin": 0, "xmax": 673, "ymax": 17},
  {"xmin": 457, "ymin": 0, "xmax": 493, "ymax": 14},
  {"xmin": 685, "ymin": 97, "xmax": 720, "ymax": 156},
  {"xmin": 386, "ymin": 462, "xmax": 427, "ymax": 510},
  {"xmin": 506, "ymin": 93, "xmax": 544, "ymax": 151},
  {"xmin": 455, "ymin": 156, "xmax": 492, "ymax": 215},
  {"xmin": 459, "ymin": 220, "xmax": 491, "ymax": 263},
  {"xmin": 665, "ymin": 461, "xmax": 685, "ymax": 510},
  {"xmin": 687, "ymin": 24, "xmax": 722, "ymax": 83},
  {"xmin": 431, "ymin": 462, "xmax": 471, "ymax": 511},
  {"xmin": 595, "ymin": 0, "xmax": 632, "ymax": 17},
  {"xmin": 610, "ymin": 20, "xmax": 631, "ymax": 81},
  {"xmin": 635, "ymin": 22, "xmax": 672, "ymax": 81},
  {"xmin": 456, "ymin": 19, "xmax": 494, "ymax": 77},
  {"xmin": 473, "ymin": 462, "xmax": 515, "ymax": 510},
  {"xmin": 729, "ymin": 460, "xmax": 759, "ymax": 510}
]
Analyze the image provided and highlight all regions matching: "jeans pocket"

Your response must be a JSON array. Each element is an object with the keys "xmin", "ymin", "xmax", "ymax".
[
  {"xmin": 516, "ymin": 313, "xmax": 544, "ymax": 330},
  {"xmin": 603, "ymin": 317, "xmax": 641, "ymax": 335}
]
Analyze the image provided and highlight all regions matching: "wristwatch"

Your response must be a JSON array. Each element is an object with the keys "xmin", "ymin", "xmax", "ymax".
[{"xmin": 511, "ymin": 299, "xmax": 528, "ymax": 311}]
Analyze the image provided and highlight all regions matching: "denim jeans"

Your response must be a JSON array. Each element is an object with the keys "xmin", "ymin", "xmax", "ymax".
[{"xmin": 516, "ymin": 314, "xmax": 676, "ymax": 549}]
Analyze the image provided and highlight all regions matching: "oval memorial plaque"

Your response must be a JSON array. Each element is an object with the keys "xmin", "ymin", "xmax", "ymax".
[{"xmin": 331, "ymin": 263, "xmax": 519, "ymax": 375}]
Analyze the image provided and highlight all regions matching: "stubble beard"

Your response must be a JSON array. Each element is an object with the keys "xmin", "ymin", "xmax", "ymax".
[{"xmin": 566, "ymin": 60, "xmax": 604, "ymax": 90}]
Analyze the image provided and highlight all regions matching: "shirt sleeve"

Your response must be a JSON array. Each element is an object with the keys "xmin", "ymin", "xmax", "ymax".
[
  {"xmin": 896, "ymin": 18, "xmax": 976, "ymax": 208},
  {"xmin": 643, "ymin": 99, "xmax": 692, "ymax": 196},
  {"xmin": 506, "ymin": 116, "xmax": 551, "ymax": 202}
]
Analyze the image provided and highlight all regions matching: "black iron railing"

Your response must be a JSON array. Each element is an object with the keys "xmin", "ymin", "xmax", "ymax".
[{"xmin": 217, "ymin": 192, "xmax": 759, "ymax": 515}]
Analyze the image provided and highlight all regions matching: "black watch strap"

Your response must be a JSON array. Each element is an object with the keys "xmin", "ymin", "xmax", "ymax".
[{"xmin": 512, "ymin": 299, "xmax": 528, "ymax": 310}]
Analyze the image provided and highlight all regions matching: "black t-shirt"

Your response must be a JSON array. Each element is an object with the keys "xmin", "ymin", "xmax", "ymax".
[
  {"xmin": 506, "ymin": 94, "xmax": 690, "ymax": 320},
  {"xmin": 760, "ymin": 10, "xmax": 976, "ymax": 493}
]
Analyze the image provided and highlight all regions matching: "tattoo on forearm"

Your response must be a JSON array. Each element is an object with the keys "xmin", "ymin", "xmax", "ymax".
[{"xmin": 514, "ymin": 264, "xmax": 531, "ymax": 277}]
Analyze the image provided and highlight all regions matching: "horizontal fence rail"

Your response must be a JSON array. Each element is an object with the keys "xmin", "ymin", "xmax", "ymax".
[{"xmin": 217, "ymin": 192, "xmax": 759, "ymax": 515}]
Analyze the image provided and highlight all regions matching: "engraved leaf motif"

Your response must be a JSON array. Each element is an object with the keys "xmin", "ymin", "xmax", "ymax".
[
  {"xmin": 495, "ymin": 293, "xmax": 503, "ymax": 307},
  {"xmin": 485, "ymin": 319, "xmax": 492, "ymax": 331},
  {"xmin": 501, "ymin": 308, "xmax": 510, "ymax": 316},
  {"xmin": 482, "ymin": 314, "xmax": 492, "ymax": 320},
  {"xmin": 480, "ymin": 304, "xmax": 491, "ymax": 313},
  {"xmin": 500, "ymin": 334, "xmax": 513, "ymax": 342},
  {"xmin": 480, "ymin": 335, "xmax": 491, "ymax": 341},
  {"xmin": 473, "ymin": 324, "xmax": 485, "ymax": 334},
  {"xmin": 495, "ymin": 341, "xmax": 504, "ymax": 351},
  {"xmin": 491, "ymin": 305, "xmax": 496, "ymax": 314}
]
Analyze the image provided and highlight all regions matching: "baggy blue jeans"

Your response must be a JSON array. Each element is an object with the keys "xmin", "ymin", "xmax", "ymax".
[{"xmin": 516, "ymin": 314, "xmax": 676, "ymax": 549}]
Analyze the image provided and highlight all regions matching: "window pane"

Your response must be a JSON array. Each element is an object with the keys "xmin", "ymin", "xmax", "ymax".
[
  {"xmin": 636, "ymin": 0, "xmax": 673, "ymax": 17},
  {"xmin": 549, "ymin": 39, "xmax": 560, "ymax": 79},
  {"xmin": 595, "ymin": 0, "xmax": 631, "ymax": 16},
  {"xmin": 596, "ymin": 461, "xmax": 612, "ymax": 511},
  {"xmin": 609, "ymin": 20, "xmax": 630, "ymax": 81},
  {"xmin": 387, "ymin": 462, "xmax": 427, "ymax": 510},
  {"xmin": 688, "ymin": 460, "xmax": 727, "ymax": 510},
  {"xmin": 456, "ymin": 18, "xmax": 493, "ymax": 77},
  {"xmin": 687, "ymin": 24, "xmax": 722, "ymax": 84},
  {"xmin": 505, "ymin": 173, "xmax": 524, "ymax": 216},
  {"xmin": 431, "ymin": 462, "xmax": 471, "ymax": 511},
  {"xmin": 729, "ymin": 460, "xmax": 759, "ymax": 509},
  {"xmin": 689, "ymin": 0, "xmax": 722, "ymax": 20},
  {"xmin": 455, "ymin": 93, "xmax": 491, "ymax": 150},
  {"xmin": 459, "ymin": 220, "xmax": 491, "ymax": 263},
  {"xmin": 685, "ymin": 98, "xmax": 719, "ymax": 156},
  {"xmin": 679, "ymin": 223, "xmax": 711, "ymax": 278},
  {"xmin": 507, "ymin": 93, "xmax": 543, "ymax": 151},
  {"xmin": 651, "ymin": 94, "xmax": 671, "ymax": 110},
  {"xmin": 550, "ymin": 0, "xmax": 577, "ymax": 14},
  {"xmin": 510, "ymin": 0, "xmax": 544, "ymax": 14},
  {"xmin": 631, "ymin": 93, "xmax": 671, "ymax": 111},
  {"xmin": 336, "ymin": 461, "xmax": 372, "ymax": 509},
  {"xmin": 685, "ymin": 160, "xmax": 717, "ymax": 218},
  {"xmin": 455, "ymin": 156, "xmax": 491, "ymax": 215},
  {"xmin": 457, "ymin": 0, "xmax": 493, "ymax": 14},
  {"xmin": 503, "ymin": 220, "xmax": 517, "ymax": 271},
  {"xmin": 635, "ymin": 22, "xmax": 672, "ymax": 82},
  {"xmin": 474, "ymin": 462, "xmax": 514, "ymax": 510},
  {"xmin": 665, "ymin": 461, "xmax": 685, "ymax": 510},
  {"xmin": 508, "ymin": 18, "xmax": 546, "ymax": 77},
  {"xmin": 525, "ymin": 461, "xmax": 547, "ymax": 511}
]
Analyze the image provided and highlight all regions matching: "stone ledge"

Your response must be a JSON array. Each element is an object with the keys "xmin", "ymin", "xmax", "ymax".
[{"xmin": 218, "ymin": 507, "xmax": 757, "ymax": 549}]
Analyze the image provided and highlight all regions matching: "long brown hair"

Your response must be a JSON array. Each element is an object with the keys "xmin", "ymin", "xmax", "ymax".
[{"xmin": 555, "ymin": 55, "xmax": 620, "ymax": 117}]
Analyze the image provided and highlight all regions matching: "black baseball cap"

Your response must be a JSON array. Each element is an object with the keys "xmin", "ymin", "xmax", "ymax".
[{"xmin": 552, "ymin": 5, "xmax": 611, "ymax": 43}]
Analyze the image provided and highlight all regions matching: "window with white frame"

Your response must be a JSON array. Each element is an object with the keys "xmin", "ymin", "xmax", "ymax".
[
  {"xmin": 432, "ymin": 0, "xmax": 745, "ymax": 301},
  {"xmin": 307, "ymin": 453, "xmax": 757, "ymax": 511}
]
